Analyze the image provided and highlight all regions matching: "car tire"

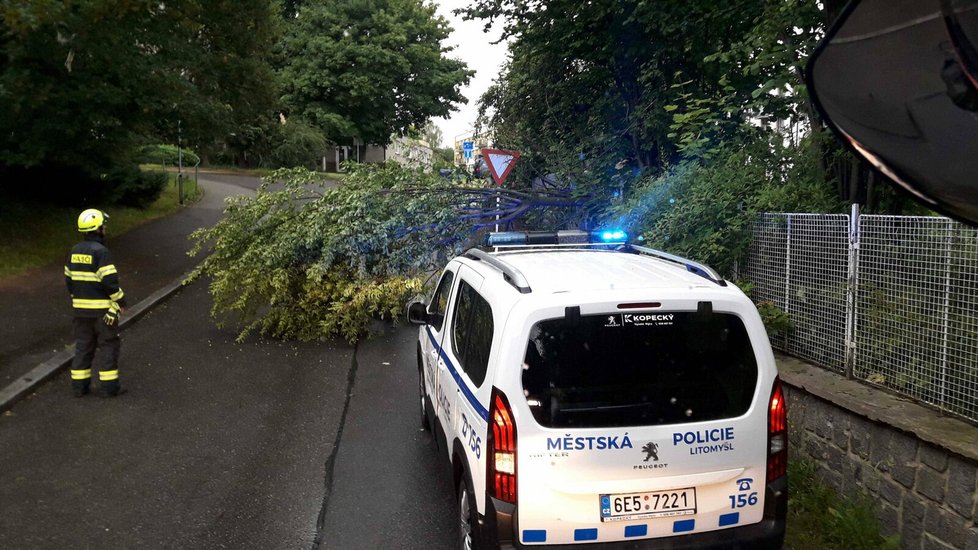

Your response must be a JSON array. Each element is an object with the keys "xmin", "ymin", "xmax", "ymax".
[
  {"xmin": 418, "ymin": 350, "xmax": 430, "ymax": 431},
  {"xmin": 458, "ymin": 475, "xmax": 481, "ymax": 550}
]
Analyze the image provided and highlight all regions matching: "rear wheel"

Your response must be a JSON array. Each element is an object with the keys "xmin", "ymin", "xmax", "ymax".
[{"xmin": 458, "ymin": 476, "xmax": 480, "ymax": 550}]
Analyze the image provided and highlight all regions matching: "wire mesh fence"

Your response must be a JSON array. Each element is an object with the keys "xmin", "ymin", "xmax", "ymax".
[{"xmin": 743, "ymin": 211, "xmax": 978, "ymax": 424}]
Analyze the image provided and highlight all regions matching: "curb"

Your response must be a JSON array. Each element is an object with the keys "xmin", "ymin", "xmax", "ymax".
[{"xmin": 0, "ymin": 273, "xmax": 193, "ymax": 413}]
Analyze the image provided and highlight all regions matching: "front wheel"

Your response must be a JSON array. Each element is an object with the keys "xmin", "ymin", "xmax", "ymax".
[
  {"xmin": 417, "ymin": 349, "xmax": 430, "ymax": 431},
  {"xmin": 458, "ymin": 476, "xmax": 480, "ymax": 550}
]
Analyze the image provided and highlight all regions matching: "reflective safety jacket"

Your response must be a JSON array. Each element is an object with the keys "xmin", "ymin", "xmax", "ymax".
[{"xmin": 64, "ymin": 235, "xmax": 128, "ymax": 318}]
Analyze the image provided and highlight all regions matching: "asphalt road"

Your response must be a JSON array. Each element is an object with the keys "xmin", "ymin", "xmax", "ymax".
[
  {"xmin": 317, "ymin": 324, "xmax": 457, "ymax": 549},
  {"xmin": 0, "ymin": 285, "xmax": 460, "ymax": 549},
  {"xmin": 0, "ymin": 280, "xmax": 353, "ymax": 549},
  {"xmin": 0, "ymin": 171, "xmax": 459, "ymax": 549}
]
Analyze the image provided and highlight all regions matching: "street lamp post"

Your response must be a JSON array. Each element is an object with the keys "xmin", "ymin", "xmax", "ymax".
[{"xmin": 178, "ymin": 120, "xmax": 184, "ymax": 205}]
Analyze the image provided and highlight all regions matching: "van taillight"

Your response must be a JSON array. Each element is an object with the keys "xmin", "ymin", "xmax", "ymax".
[
  {"xmin": 767, "ymin": 378, "xmax": 788, "ymax": 483},
  {"xmin": 488, "ymin": 389, "xmax": 517, "ymax": 504}
]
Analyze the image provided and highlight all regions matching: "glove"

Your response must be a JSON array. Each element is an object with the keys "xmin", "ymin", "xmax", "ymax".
[{"xmin": 103, "ymin": 311, "xmax": 118, "ymax": 326}]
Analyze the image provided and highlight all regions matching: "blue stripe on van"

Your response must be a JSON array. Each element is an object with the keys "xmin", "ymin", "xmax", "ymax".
[
  {"xmin": 673, "ymin": 519, "xmax": 695, "ymax": 533},
  {"xmin": 719, "ymin": 512, "xmax": 740, "ymax": 527},
  {"xmin": 624, "ymin": 525, "xmax": 648, "ymax": 537},
  {"xmin": 574, "ymin": 529, "xmax": 598, "ymax": 541},
  {"xmin": 425, "ymin": 327, "xmax": 490, "ymax": 421},
  {"xmin": 523, "ymin": 530, "xmax": 547, "ymax": 542}
]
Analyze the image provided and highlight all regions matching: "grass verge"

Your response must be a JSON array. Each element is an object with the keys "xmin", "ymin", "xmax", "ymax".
[
  {"xmin": 0, "ymin": 173, "xmax": 202, "ymax": 279},
  {"xmin": 785, "ymin": 459, "xmax": 901, "ymax": 550}
]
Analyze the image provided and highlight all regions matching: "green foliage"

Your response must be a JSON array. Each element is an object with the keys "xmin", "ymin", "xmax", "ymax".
[
  {"xmin": 468, "ymin": 0, "xmax": 796, "ymax": 197},
  {"xmin": 668, "ymin": 1, "xmax": 826, "ymax": 157},
  {"xmin": 188, "ymin": 163, "xmax": 480, "ymax": 343},
  {"xmin": 0, "ymin": 1, "xmax": 281, "ymax": 196},
  {"xmin": 109, "ymin": 168, "xmax": 168, "ymax": 209},
  {"xmin": 735, "ymin": 281, "xmax": 793, "ymax": 337},
  {"xmin": 139, "ymin": 145, "xmax": 201, "ymax": 167},
  {"xmin": 786, "ymin": 459, "xmax": 901, "ymax": 550},
  {"xmin": 434, "ymin": 147, "xmax": 456, "ymax": 170},
  {"xmin": 0, "ymin": 175, "xmax": 194, "ymax": 279},
  {"xmin": 270, "ymin": 120, "xmax": 328, "ymax": 170},
  {"xmin": 276, "ymin": 0, "xmax": 473, "ymax": 145},
  {"xmin": 609, "ymin": 137, "xmax": 844, "ymax": 276}
]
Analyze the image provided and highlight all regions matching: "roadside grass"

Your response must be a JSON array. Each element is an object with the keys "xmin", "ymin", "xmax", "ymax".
[
  {"xmin": 0, "ymin": 173, "xmax": 201, "ymax": 279},
  {"xmin": 786, "ymin": 458, "xmax": 901, "ymax": 550}
]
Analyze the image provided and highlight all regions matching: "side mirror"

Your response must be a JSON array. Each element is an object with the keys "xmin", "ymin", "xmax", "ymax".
[
  {"xmin": 806, "ymin": 0, "xmax": 978, "ymax": 225},
  {"xmin": 407, "ymin": 302, "xmax": 429, "ymax": 325}
]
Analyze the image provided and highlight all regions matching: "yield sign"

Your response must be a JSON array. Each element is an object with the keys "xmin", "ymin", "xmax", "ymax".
[{"xmin": 481, "ymin": 148, "xmax": 521, "ymax": 186}]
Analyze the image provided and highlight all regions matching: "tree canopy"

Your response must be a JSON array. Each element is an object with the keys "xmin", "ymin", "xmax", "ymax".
[
  {"xmin": 0, "ymin": 0, "xmax": 472, "ymax": 199},
  {"xmin": 0, "ymin": 0, "xmax": 281, "ymax": 196},
  {"xmin": 276, "ymin": 0, "xmax": 473, "ymax": 146},
  {"xmin": 469, "ymin": 0, "xmax": 916, "ymax": 214}
]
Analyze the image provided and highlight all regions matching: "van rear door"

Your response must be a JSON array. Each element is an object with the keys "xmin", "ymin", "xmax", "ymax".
[{"xmin": 516, "ymin": 309, "xmax": 769, "ymax": 545}]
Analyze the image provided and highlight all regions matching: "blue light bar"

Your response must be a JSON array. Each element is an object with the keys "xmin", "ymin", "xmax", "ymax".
[
  {"xmin": 593, "ymin": 229, "xmax": 627, "ymax": 243},
  {"xmin": 486, "ymin": 231, "xmax": 528, "ymax": 246},
  {"xmin": 485, "ymin": 229, "xmax": 627, "ymax": 246}
]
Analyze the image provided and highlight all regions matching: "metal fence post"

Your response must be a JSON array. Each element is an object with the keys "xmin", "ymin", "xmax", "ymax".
[
  {"xmin": 844, "ymin": 204, "xmax": 861, "ymax": 379},
  {"xmin": 940, "ymin": 218, "xmax": 953, "ymax": 412},
  {"xmin": 784, "ymin": 215, "xmax": 792, "ymax": 320}
]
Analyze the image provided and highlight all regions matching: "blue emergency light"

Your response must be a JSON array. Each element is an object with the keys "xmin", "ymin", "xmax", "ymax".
[{"xmin": 486, "ymin": 229, "xmax": 627, "ymax": 247}]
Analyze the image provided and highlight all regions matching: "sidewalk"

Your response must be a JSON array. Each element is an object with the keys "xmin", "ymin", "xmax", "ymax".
[{"xmin": 0, "ymin": 175, "xmax": 259, "ymax": 409}]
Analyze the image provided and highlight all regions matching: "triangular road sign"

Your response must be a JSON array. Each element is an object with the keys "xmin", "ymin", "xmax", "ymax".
[{"xmin": 481, "ymin": 148, "xmax": 521, "ymax": 186}]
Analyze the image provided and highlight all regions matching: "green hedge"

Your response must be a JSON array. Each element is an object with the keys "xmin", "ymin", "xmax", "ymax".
[{"xmin": 139, "ymin": 144, "xmax": 201, "ymax": 167}]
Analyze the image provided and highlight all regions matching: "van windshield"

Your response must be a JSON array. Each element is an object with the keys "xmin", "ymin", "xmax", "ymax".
[{"xmin": 521, "ymin": 312, "xmax": 758, "ymax": 428}]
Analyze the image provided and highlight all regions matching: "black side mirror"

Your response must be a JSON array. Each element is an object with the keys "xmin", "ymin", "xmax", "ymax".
[
  {"xmin": 806, "ymin": 0, "xmax": 978, "ymax": 225},
  {"xmin": 407, "ymin": 302, "xmax": 429, "ymax": 325}
]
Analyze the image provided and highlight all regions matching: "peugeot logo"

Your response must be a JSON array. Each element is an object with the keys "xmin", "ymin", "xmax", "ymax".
[{"xmin": 642, "ymin": 442, "xmax": 659, "ymax": 462}]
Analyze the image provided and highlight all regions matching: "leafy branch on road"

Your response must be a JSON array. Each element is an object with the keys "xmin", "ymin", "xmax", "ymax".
[{"xmin": 188, "ymin": 164, "xmax": 578, "ymax": 343}]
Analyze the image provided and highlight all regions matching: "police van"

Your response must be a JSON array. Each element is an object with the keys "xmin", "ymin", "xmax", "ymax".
[{"xmin": 407, "ymin": 230, "xmax": 787, "ymax": 549}]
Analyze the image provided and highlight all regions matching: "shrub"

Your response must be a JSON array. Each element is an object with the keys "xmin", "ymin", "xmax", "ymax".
[
  {"xmin": 270, "ymin": 120, "xmax": 327, "ymax": 169},
  {"xmin": 139, "ymin": 144, "xmax": 201, "ymax": 167},
  {"xmin": 786, "ymin": 458, "xmax": 900, "ymax": 550},
  {"xmin": 101, "ymin": 165, "xmax": 168, "ymax": 208},
  {"xmin": 608, "ymin": 137, "xmax": 844, "ymax": 276}
]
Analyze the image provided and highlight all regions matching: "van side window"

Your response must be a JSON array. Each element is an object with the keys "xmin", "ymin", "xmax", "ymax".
[
  {"xmin": 451, "ymin": 280, "xmax": 494, "ymax": 387},
  {"xmin": 428, "ymin": 271, "xmax": 454, "ymax": 331}
]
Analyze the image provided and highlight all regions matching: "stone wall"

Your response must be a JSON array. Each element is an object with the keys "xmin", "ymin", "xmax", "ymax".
[{"xmin": 780, "ymin": 355, "xmax": 978, "ymax": 550}]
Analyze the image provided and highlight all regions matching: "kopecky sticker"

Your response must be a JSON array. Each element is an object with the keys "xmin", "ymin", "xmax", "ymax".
[{"xmin": 624, "ymin": 313, "xmax": 674, "ymax": 327}]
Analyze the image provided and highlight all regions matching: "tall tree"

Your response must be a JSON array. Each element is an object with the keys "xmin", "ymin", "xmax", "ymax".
[
  {"xmin": 0, "ymin": 0, "xmax": 281, "ymax": 196},
  {"xmin": 276, "ymin": 0, "xmax": 473, "ymax": 146},
  {"xmin": 470, "ymin": 0, "xmax": 766, "ymax": 188},
  {"xmin": 423, "ymin": 121, "xmax": 444, "ymax": 148}
]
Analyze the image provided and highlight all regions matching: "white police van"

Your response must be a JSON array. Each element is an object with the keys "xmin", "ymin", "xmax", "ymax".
[{"xmin": 407, "ymin": 230, "xmax": 787, "ymax": 549}]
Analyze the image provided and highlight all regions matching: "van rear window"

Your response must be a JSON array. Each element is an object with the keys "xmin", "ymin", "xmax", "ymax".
[{"xmin": 521, "ymin": 312, "xmax": 758, "ymax": 428}]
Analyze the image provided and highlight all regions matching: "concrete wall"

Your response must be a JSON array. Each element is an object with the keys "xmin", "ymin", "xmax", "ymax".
[{"xmin": 779, "ymin": 354, "xmax": 978, "ymax": 549}]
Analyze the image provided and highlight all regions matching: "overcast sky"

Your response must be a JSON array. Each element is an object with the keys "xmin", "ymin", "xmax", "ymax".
[{"xmin": 430, "ymin": 0, "xmax": 508, "ymax": 148}]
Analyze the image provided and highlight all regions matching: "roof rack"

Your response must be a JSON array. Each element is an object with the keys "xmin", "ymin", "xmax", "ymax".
[
  {"xmin": 464, "ymin": 242, "xmax": 726, "ymax": 292},
  {"xmin": 625, "ymin": 244, "xmax": 727, "ymax": 286},
  {"xmin": 463, "ymin": 249, "xmax": 532, "ymax": 294}
]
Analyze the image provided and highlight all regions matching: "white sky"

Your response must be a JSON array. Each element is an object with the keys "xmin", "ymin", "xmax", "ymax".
[{"xmin": 430, "ymin": 0, "xmax": 509, "ymax": 148}]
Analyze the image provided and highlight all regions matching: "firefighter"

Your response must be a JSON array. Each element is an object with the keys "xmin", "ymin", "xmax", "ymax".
[{"xmin": 64, "ymin": 209, "xmax": 128, "ymax": 397}]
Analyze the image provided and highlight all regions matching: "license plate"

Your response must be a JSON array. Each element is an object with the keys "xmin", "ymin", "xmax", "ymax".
[{"xmin": 600, "ymin": 488, "xmax": 696, "ymax": 522}]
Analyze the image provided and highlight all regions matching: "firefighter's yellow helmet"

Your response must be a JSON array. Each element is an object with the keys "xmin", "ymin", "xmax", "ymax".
[{"xmin": 77, "ymin": 209, "xmax": 108, "ymax": 232}]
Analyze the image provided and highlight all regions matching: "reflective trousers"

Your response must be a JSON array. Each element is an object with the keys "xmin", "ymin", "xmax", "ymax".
[{"xmin": 70, "ymin": 316, "xmax": 121, "ymax": 393}]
